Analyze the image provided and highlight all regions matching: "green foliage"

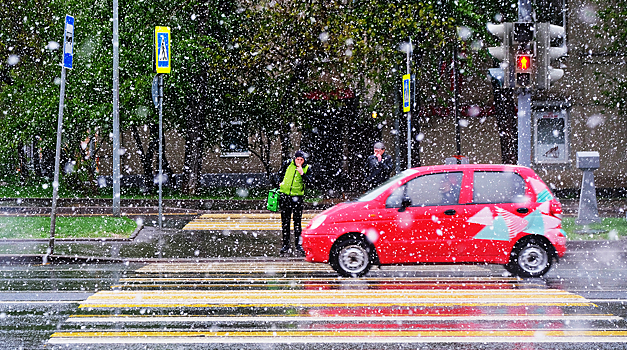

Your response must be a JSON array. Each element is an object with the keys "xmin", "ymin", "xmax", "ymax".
[
  {"xmin": 595, "ymin": 1, "xmax": 627, "ymax": 116},
  {"xmin": 0, "ymin": 0, "xmax": 518, "ymax": 186}
]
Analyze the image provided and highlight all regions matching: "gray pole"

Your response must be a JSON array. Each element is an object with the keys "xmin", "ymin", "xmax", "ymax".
[
  {"xmin": 112, "ymin": 0, "xmax": 121, "ymax": 216},
  {"xmin": 517, "ymin": 91, "xmax": 532, "ymax": 167},
  {"xmin": 48, "ymin": 67, "xmax": 67, "ymax": 257},
  {"xmin": 394, "ymin": 68, "xmax": 401, "ymax": 174},
  {"xmin": 158, "ymin": 74, "xmax": 163, "ymax": 230},
  {"xmin": 406, "ymin": 38, "xmax": 412, "ymax": 169},
  {"xmin": 517, "ymin": 0, "xmax": 533, "ymax": 167},
  {"xmin": 452, "ymin": 44, "xmax": 461, "ymax": 158}
]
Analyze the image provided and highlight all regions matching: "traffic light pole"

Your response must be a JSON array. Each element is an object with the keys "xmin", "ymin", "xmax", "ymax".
[
  {"xmin": 517, "ymin": 0, "xmax": 533, "ymax": 167},
  {"xmin": 517, "ymin": 91, "xmax": 532, "ymax": 167}
]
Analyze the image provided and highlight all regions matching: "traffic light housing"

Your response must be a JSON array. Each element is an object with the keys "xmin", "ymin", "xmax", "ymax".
[
  {"xmin": 536, "ymin": 23, "xmax": 567, "ymax": 90},
  {"xmin": 487, "ymin": 22, "xmax": 513, "ymax": 88},
  {"xmin": 513, "ymin": 22, "xmax": 535, "ymax": 88}
]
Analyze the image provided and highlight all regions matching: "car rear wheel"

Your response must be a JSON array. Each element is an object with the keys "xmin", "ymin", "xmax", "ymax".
[
  {"xmin": 506, "ymin": 237, "xmax": 553, "ymax": 278},
  {"xmin": 329, "ymin": 238, "xmax": 372, "ymax": 277}
]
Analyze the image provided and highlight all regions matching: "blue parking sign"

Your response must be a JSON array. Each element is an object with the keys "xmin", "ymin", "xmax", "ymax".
[{"xmin": 63, "ymin": 15, "xmax": 74, "ymax": 69}]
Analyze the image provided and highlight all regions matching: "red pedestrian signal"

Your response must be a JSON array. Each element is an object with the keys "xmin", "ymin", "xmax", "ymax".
[{"xmin": 517, "ymin": 55, "xmax": 531, "ymax": 71}]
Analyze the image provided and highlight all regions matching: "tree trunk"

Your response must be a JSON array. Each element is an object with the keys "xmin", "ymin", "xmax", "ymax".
[{"xmin": 182, "ymin": 101, "xmax": 205, "ymax": 196}]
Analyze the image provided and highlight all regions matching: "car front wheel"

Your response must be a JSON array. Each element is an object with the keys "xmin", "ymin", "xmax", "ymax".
[
  {"xmin": 329, "ymin": 238, "xmax": 373, "ymax": 277},
  {"xmin": 506, "ymin": 237, "xmax": 553, "ymax": 278}
]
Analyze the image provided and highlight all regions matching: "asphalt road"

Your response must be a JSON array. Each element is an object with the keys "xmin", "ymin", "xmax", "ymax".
[{"xmin": 0, "ymin": 243, "xmax": 626, "ymax": 350}]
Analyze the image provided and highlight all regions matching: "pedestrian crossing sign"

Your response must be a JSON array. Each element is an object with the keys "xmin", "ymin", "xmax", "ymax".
[{"xmin": 154, "ymin": 26, "xmax": 171, "ymax": 74}]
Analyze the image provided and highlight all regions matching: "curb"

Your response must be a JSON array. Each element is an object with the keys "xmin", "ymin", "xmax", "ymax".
[{"xmin": 0, "ymin": 254, "xmax": 306, "ymax": 265}]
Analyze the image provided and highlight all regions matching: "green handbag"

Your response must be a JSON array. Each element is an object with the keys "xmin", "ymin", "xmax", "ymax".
[{"xmin": 267, "ymin": 188, "xmax": 280, "ymax": 212}]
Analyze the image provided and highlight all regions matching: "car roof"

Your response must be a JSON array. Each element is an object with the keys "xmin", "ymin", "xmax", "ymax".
[{"xmin": 410, "ymin": 164, "xmax": 533, "ymax": 174}]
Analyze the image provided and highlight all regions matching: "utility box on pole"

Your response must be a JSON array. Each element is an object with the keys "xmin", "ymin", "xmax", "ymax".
[{"xmin": 576, "ymin": 151, "xmax": 602, "ymax": 225}]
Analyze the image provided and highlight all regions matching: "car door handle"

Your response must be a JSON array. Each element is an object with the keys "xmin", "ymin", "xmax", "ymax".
[
  {"xmin": 517, "ymin": 207, "xmax": 529, "ymax": 214},
  {"xmin": 444, "ymin": 209, "xmax": 456, "ymax": 216}
]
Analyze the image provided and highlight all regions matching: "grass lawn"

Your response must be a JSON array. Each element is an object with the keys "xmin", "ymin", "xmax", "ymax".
[
  {"xmin": 562, "ymin": 217, "xmax": 627, "ymax": 240},
  {"xmin": 0, "ymin": 216, "xmax": 137, "ymax": 239}
]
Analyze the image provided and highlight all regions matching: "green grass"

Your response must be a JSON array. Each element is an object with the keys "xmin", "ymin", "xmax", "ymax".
[
  {"xmin": 562, "ymin": 217, "xmax": 627, "ymax": 241},
  {"xmin": 0, "ymin": 216, "xmax": 137, "ymax": 239}
]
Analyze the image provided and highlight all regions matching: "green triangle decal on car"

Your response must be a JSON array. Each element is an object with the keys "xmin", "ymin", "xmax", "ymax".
[
  {"xmin": 473, "ymin": 215, "xmax": 510, "ymax": 241},
  {"xmin": 523, "ymin": 210, "xmax": 546, "ymax": 236}
]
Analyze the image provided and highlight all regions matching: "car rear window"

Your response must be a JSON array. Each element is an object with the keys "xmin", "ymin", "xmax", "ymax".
[{"xmin": 472, "ymin": 171, "xmax": 526, "ymax": 204}]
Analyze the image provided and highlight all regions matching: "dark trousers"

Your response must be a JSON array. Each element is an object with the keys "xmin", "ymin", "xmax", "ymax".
[{"xmin": 279, "ymin": 193, "xmax": 304, "ymax": 249}]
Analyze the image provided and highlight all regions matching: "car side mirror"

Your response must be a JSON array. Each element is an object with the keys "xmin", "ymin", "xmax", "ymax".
[{"xmin": 398, "ymin": 196, "xmax": 412, "ymax": 212}]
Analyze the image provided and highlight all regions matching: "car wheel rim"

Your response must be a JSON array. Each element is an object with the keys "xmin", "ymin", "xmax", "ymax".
[
  {"xmin": 338, "ymin": 245, "xmax": 368, "ymax": 274},
  {"xmin": 518, "ymin": 245, "xmax": 548, "ymax": 274}
]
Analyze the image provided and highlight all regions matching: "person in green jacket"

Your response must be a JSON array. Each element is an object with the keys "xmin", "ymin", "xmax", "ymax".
[{"xmin": 276, "ymin": 150, "xmax": 313, "ymax": 257}]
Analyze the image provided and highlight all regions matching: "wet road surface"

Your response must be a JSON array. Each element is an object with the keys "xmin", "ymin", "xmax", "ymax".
[{"xmin": 32, "ymin": 260, "xmax": 627, "ymax": 349}]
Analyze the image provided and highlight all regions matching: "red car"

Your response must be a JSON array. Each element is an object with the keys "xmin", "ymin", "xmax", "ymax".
[{"xmin": 301, "ymin": 164, "xmax": 565, "ymax": 278}]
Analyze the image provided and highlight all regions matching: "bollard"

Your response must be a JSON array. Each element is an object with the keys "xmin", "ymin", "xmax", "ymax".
[{"xmin": 576, "ymin": 151, "xmax": 602, "ymax": 225}]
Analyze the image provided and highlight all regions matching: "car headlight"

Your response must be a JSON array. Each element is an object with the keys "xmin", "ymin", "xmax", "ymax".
[{"xmin": 309, "ymin": 214, "xmax": 327, "ymax": 230}]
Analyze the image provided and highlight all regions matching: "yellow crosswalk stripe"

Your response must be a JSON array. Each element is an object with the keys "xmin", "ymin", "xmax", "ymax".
[
  {"xmin": 49, "ymin": 261, "xmax": 625, "ymax": 346},
  {"xmin": 182, "ymin": 213, "xmax": 315, "ymax": 230}
]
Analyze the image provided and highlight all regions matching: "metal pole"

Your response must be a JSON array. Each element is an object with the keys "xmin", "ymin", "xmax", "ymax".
[
  {"xmin": 517, "ymin": 0, "xmax": 533, "ymax": 167},
  {"xmin": 406, "ymin": 38, "xmax": 412, "ymax": 169},
  {"xmin": 112, "ymin": 0, "xmax": 121, "ymax": 216},
  {"xmin": 452, "ymin": 45, "xmax": 461, "ymax": 159},
  {"xmin": 394, "ymin": 68, "xmax": 401, "ymax": 174},
  {"xmin": 158, "ymin": 74, "xmax": 163, "ymax": 230},
  {"xmin": 48, "ymin": 67, "xmax": 67, "ymax": 258},
  {"xmin": 517, "ymin": 91, "xmax": 532, "ymax": 166}
]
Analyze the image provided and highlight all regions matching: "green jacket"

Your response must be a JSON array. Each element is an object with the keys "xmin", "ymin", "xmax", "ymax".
[{"xmin": 278, "ymin": 160, "xmax": 311, "ymax": 196}]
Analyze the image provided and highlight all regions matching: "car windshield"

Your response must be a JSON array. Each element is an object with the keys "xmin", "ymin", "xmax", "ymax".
[{"xmin": 357, "ymin": 169, "xmax": 419, "ymax": 202}]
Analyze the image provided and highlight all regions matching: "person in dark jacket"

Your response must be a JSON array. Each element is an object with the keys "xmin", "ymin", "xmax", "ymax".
[
  {"xmin": 365, "ymin": 141, "xmax": 393, "ymax": 189},
  {"xmin": 275, "ymin": 150, "xmax": 313, "ymax": 257}
]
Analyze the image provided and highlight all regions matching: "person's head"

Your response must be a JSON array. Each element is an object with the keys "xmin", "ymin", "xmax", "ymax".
[
  {"xmin": 373, "ymin": 142, "xmax": 385, "ymax": 156},
  {"xmin": 294, "ymin": 150, "xmax": 306, "ymax": 166}
]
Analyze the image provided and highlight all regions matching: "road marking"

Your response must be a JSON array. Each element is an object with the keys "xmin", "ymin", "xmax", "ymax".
[
  {"xmin": 135, "ymin": 262, "xmax": 491, "ymax": 273},
  {"xmin": 48, "ymin": 330, "xmax": 627, "ymax": 343},
  {"xmin": 182, "ymin": 213, "xmax": 315, "ymax": 230},
  {"xmin": 66, "ymin": 314, "xmax": 622, "ymax": 323},
  {"xmin": 78, "ymin": 289, "xmax": 593, "ymax": 308}
]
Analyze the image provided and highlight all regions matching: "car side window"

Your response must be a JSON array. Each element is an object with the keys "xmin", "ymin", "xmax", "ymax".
[
  {"xmin": 386, "ymin": 172, "xmax": 463, "ymax": 208},
  {"xmin": 473, "ymin": 171, "xmax": 526, "ymax": 204}
]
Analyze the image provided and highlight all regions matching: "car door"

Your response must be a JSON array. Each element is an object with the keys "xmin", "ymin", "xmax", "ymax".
[
  {"xmin": 457, "ymin": 170, "xmax": 532, "ymax": 259},
  {"xmin": 381, "ymin": 172, "xmax": 465, "ymax": 263}
]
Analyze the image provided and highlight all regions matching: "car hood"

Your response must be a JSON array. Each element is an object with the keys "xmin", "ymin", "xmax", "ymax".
[{"xmin": 318, "ymin": 201, "xmax": 377, "ymax": 224}]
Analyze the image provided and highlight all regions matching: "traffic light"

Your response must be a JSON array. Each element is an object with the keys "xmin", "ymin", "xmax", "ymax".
[
  {"xmin": 536, "ymin": 23, "xmax": 567, "ymax": 90},
  {"xmin": 487, "ymin": 22, "xmax": 513, "ymax": 88},
  {"xmin": 515, "ymin": 54, "xmax": 532, "ymax": 87},
  {"xmin": 513, "ymin": 22, "xmax": 534, "ymax": 88}
]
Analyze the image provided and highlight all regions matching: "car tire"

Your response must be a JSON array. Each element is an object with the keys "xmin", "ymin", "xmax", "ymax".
[
  {"xmin": 329, "ymin": 237, "xmax": 373, "ymax": 277},
  {"xmin": 506, "ymin": 237, "xmax": 553, "ymax": 278}
]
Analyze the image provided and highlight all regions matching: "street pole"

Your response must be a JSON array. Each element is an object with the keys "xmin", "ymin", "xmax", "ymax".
[
  {"xmin": 394, "ymin": 68, "xmax": 401, "ymax": 174},
  {"xmin": 48, "ymin": 67, "xmax": 67, "ymax": 258},
  {"xmin": 517, "ymin": 0, "xmax": 533, "ymax": 167},
  {"xmin": 158, "ymin": 74, "xmax": 164, "ymax": 230},
  {"xmin": 406, "ymin": 38, "xmax": 412, "ymax": 169},
  {"xmin": 452, "ymin": 44, "xmax": 461, "ymax": 159},
  {"xmin": 112, "ymin": 0, "xmax": 121, "ymax": 216}
]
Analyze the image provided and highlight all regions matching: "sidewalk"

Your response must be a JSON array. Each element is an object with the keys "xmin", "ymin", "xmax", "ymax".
[{"xmin": 0, "ymin": 197, "xmax": 625, "ymax": 264}]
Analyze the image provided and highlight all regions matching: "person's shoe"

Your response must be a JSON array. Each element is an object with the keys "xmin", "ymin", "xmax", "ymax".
[
  {"xmin": 279, "ymin": 247, "xmax": 292, "ymax": 257},
  {"xmin": 294, "ymin": 246, "xmax": 306, "ymax": 257}
]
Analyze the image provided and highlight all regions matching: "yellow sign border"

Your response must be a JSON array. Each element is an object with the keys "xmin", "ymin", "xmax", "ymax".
[
  {"xmin": 402, "ymin": 74, "xmax": 411, "ymax": 113},
  {"xmin": 155, "ymin": 26, "xmax": 171, "ymax": 74}
]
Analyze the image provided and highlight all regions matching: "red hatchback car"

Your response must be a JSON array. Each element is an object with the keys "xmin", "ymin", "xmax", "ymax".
[{"xmin": 301, "ymin": 164, "xmax": 566, "ymax": 278}]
